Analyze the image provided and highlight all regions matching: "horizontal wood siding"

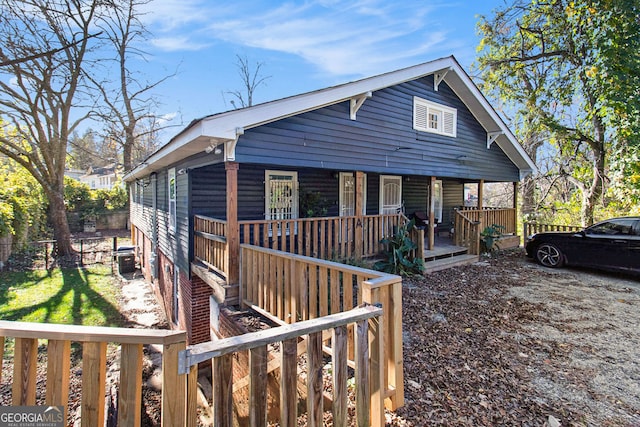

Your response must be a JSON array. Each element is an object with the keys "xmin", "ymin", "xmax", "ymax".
[
  {"xmin": 156, "ymin": 170, "xmax": 172, "ymax": 262},
  {"xmin": 142, "ymin": 168, "xmax": 188, "ymax": 274},
  {"xmin": 298, "ymin": 168, "xmax": 340, "ymax": 217},
  {"xmin": 191, "ymin": 165, "xmax": 227, "ymax": 219},
  {"xmin": 403, "ymin": 176, "xmax": 429, "ymax": 215},
  {"xmin": 367, "ymin": 173, "xmax": 380, "ymax": 215},
  {"xmin": 234, "ymin": 75, "xmax": 520, "ymax": 182},
  {"xmin": 237, "ymin": 166, "xmax": 267, "ymax": 221},
  {"xmin": 442, "ymin": 179, "xmax": 464, "ymax": 224},
  {"xmin": 175, "ymin": 172, "xmax": 190, "ymax": 273}
]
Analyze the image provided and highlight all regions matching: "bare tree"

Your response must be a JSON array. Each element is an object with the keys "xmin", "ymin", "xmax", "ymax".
[
  {"xmin": 92, "ymin": 0, "xmax": 176, "ymax": 172},
  {"xmin": 225, "ymin": 54, "xmax": 270, "ymax": 108},
  {"xmin": 0, "ymin": 0, "xmax": 107, "ymax": 256}
]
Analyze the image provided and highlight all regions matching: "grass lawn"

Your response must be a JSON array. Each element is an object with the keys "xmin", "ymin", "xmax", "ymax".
[{"xmin": 0, "ymin": 265, "xmax": 124, "ymax": 327}]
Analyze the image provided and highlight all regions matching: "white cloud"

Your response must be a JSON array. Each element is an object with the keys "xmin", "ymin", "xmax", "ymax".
[
  {"xmin": 151, "ymin": 36, "xmax": 209, "ymax": 52},
  {"xmin": 142, "ymin": 0, "xmax": 464, "ymax": 76},
  {"xmin": 204, "ymin": 0, "xmax": 454, "ymax": 77}
]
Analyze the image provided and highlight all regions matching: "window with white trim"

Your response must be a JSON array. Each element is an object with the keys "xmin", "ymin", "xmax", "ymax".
[
  {"xmin": 172, "ymin": 266, "xmax": 180, "ymax": 326},
  {"xmin": 339, "ymin": 172, "xmax": 367, "ymax": 216},
  {"xmin": 433, "ymin": 180, "xmax": 443, "ymax": 223},
  {"xmin": 137, "ymin": 181, "xmax": 144, "ymax": 206},
  {"xmin": 168, "ymin": 168, "xmax": 176, "ymax": 233},
  {"xmin": 413, "ymin": 97, "xmax": 457, "ymax": 137}
]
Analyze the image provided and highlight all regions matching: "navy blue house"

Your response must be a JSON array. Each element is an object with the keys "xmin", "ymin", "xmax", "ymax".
[{"xmin": 124, "ymin": 56, "xmax": 535, "ymax": 344}]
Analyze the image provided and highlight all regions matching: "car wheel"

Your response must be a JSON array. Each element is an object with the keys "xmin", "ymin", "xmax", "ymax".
[{"xmin": 535, "ymin": 243, "xmax": 564, "ymax": 268}]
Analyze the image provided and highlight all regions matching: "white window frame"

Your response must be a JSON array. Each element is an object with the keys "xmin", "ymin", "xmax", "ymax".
[
  {"xmin": 379, "ymin": 175, "xmax": 403, "ymax": 215},
  {"xmin": 172, "ymin": 266, "xmax": 180, "ymax": 326},
  {"xmin": 168, "ymin": 168, "xmax": 176, "ymax": 234},
  {"xmin": 339, "ymin": 172, "xmax": 367, "ymax": 216},
  {"xmin": 265, "ymin": 170, "xmax": 299, "ymax": 236},
  {"xmin": 138, "ymin": 182, "xmax": 144, "ymax": 205},
  {"xmin": 413, "ymin": 97, "xmax": 457, "ymax": 137},
  {"xmin": 433, "ymin": 180, "xmax": 443, "ymax": 223}
]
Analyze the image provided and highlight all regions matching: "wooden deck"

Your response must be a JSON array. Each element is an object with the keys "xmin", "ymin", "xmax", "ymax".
[{"xmin": 422, "ymin": 236, "xmax": 478, "ymax": 274}]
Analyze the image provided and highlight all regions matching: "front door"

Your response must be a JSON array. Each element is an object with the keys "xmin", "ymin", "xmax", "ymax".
[{"xmin": 380, "ymin": 175, "xmax": 402, "ymax": 214}]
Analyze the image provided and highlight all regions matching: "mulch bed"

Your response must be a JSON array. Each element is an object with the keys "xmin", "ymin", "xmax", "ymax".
[{"xmin": 390, "ymin": 250, "xmax": 581, "ymax": 426}]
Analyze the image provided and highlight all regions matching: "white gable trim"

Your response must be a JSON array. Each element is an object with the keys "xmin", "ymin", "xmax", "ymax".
[{"xmin": 124, "ymin": 56, "xmax": 536, "ymax": 181}]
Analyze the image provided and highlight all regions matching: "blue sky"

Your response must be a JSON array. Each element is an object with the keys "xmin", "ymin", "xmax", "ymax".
[{"xmin": 136, "ymin": 0, "xmax": 507, "ymax": 129}]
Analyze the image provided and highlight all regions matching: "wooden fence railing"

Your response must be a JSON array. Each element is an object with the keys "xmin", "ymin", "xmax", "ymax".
[
  {"xmin": 239, "ymin": 214, "xmax": 402, "ymax": 260},
  {"xmin": 179, "ymin": 305, "xmax": 384, "ymax": 427},
  {"xmin": 194, "ymin": 215, "xmax": 228, "ymax": 276},
  {"xmin": 0, "ymin": 321, "xmax": 188, "ymax": 426},
  {"xmin": 523, "ymin": 222, "xmax": 583, "ymax": 241},
  {"xmin": 240, "ymin": 244, "xmax": 404, "ymax": 412}
]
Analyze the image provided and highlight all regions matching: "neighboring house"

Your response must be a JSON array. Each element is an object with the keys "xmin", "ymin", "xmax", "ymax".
[
  {"xmin": 64, "ymin": 168, "xmax": 85, "ymax": 181},
  {"xmin": 80, "ymin": 165, "xmax": 118, "ymax": 189},
  {"xmin": 123, "ymin": 56, "xmax": 535, "ymax": 345}
]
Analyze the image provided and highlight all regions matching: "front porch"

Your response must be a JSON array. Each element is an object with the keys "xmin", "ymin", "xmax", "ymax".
[
  {"xmin": 192, "ymin": 205, "xmax": 520, "ymax": 289},
  {"xmin": 189, "ymin": 205, "xmax": 518, "ymax": 420}
]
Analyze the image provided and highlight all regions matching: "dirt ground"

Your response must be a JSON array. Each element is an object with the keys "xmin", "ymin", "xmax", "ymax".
[
  {"xmin": 392, "ymin": 249, "xmax": 640, "ymax": 427},
  {"xmin": 4, "ymin": 247, "xmax": 638, "ymax": 426},
  {"xmin": 117, "ymin": 249, "xmax": 640, "ymax": 426}
]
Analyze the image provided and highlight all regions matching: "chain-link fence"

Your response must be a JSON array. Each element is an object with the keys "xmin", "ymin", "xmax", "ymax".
[{"xmin": 0, "ymin": 236, "xmax": 133, "ymax": 271}]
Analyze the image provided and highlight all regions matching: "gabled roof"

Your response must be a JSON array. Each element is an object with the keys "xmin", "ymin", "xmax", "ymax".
[{"xmin": 124, "ymin": 55, "xmax": 536, "ymax": 181}]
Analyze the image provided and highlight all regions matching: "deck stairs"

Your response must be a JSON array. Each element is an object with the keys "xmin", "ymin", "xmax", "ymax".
[{"xmin": 422, "ymin": 237, "xmax": 478, "ymax": 274}]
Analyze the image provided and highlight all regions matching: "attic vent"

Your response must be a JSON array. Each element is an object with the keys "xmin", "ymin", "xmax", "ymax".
[{"xmin": 413, "ymin": 97, "xmax": 457, "ymax": 138}]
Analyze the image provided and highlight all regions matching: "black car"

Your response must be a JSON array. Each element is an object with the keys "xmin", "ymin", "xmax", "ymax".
[{"xmin": 525, "ymin": 216, "xmax": 640, "ymax": 275}]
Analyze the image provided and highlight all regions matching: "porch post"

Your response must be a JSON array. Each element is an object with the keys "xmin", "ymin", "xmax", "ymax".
[
  {"xmin": 226, "ymin": 162, "xmax": 239, "ymax": 286},
  {"xmin": 478, "ymin": 179, "xmax": 485, "ymax": 230},
  {"xmin": 513, "ymin": 181, "xmax": 519, "ymax": 240},
  {"xmin": 354, "ymin": 171, "xmax": 365, "ymax": 259},
  {"xmin": 428, "ymin": 176, "xmax": 435, "ymax": 250}
]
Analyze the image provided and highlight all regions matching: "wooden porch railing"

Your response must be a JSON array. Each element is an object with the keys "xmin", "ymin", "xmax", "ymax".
[
  {"xmin": 523, "ymin": 222, "xmax": 583, "ymax": 242},
  {"xmin": 194, "ymin": 215, "xmax": 228, "ymax": 276},
  {"xmin": 454, "ymin": 210, "xmax": 482, "ymax": 255},
  {"xmin": 458, "ymin": 207, "xmax": 517, "ymax": 235},
  {"xmin": 179, "ymin": 305, "xmax": 384, "ymax": 427},
  {"xmin": 239, "ymin": 214, "xmax": 402, "ymax": 260},
  {"xmin": 0, "ymin": 321, "xmax": 188, "ymax": 426},
  {"xmin": 240, "ymin": 244, "xmax": 404, "ymax": 412},
  {"xmin": 193, "ymin": 214, "xmax": 403, "ymax": 280}
]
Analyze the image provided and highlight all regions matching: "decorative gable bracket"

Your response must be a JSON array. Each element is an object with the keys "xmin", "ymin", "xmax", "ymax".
[
  {"xmin": 350, "ymin": 91, "xmax": 372, "ymax": 120},
  {"xmin": 487, "ymin": 131, "xmax": 503, "ymax": 149},
  {"xmin": 224, "ymin": 127, "xmax": 244, "ymax": 161},
  {"xmin": 434, "ymin": 68, "xmax": 451, "ymax": 91}
]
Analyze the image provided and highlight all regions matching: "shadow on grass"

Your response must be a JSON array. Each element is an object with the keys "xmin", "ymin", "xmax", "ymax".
[
  {"xmin": 0, "ymin": 270, "xmax": 50, "ymax": 307},
  {"xmin": 0, "ymin": 267, "xmax": 125, "ymax": 327}
]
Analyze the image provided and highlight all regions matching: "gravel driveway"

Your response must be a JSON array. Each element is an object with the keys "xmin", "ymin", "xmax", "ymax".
[
  {"xmin": 508, "ymin": 261, "xmax": 640, "ymax": 426},
  {"xmin": 394, "ymin": 249, "xmax": 640, "ymax": 426}
]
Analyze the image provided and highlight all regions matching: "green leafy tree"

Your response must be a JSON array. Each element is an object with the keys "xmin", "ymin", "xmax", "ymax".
[
  {"xmin": 68, "ymin": 129, "xmax": 102, "ymax": 171},
  {"xmin": 0, "ymin": 158, "xmax": 48, "ymax": 245},
  {"xmin": 476, "ymin": 0, "xmax": 640, "ymax": 225},
  {"xmin": 0, "ymin": 1, "xmax": 109, "ymax": 256}
]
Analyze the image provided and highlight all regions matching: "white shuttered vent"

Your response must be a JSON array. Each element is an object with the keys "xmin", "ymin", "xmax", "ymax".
[{"xmin": 413, "ymin": 96, "xmax": 457, "ymax": 137}]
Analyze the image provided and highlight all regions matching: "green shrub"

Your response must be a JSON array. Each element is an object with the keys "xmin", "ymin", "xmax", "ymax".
[
  {"xmin": 374, "ymin": 219, "xmax": 424, "ymax": 276},
  {"xmin": 480, "ymin": 223, "xmax": 505, "ymax": 253}
]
